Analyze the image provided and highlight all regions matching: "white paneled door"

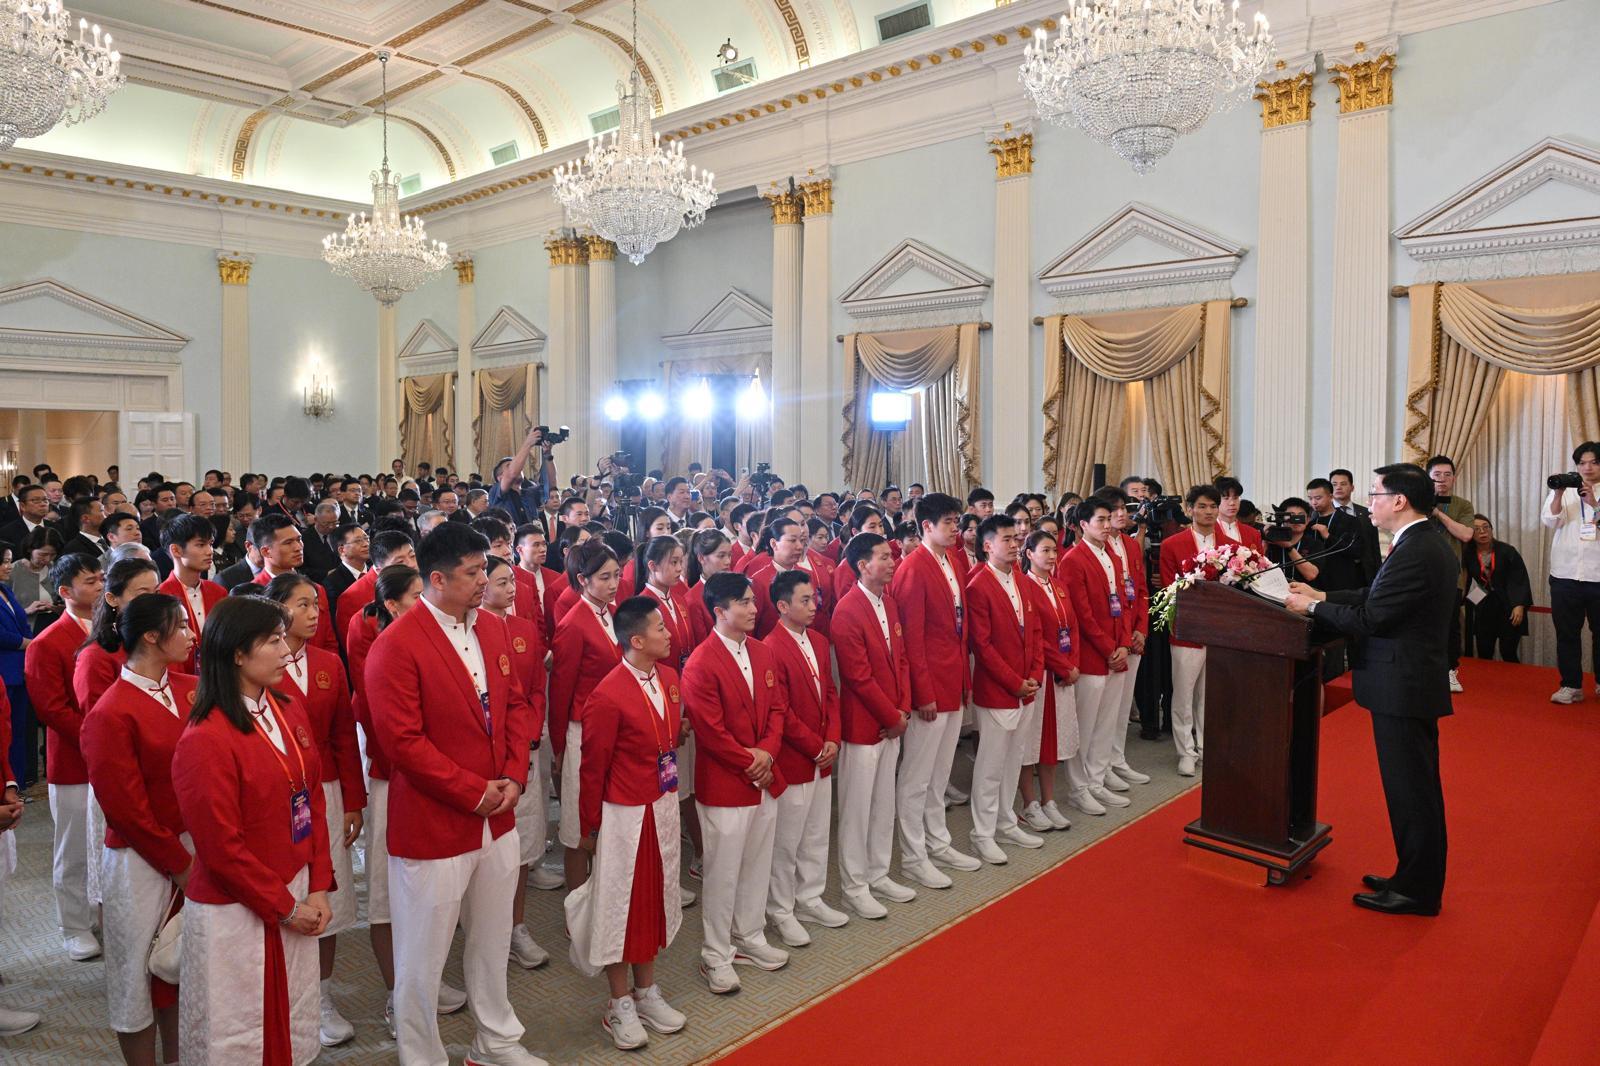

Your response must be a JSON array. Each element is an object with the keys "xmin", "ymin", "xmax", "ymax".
[{"xmin": 120, "ymin": 412, "xmax": 195, "ymax": 484}]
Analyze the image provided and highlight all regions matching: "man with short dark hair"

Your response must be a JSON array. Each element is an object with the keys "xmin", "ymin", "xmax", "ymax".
[
  {"xmin": 1425, "ymin": 455, "xmax": 1474, "ymax": 693},
  {"xmin": 0, "ymin": 484, "xmax": 49, "ymax": 548},
  {"xmin": 1159, "ymin": 485, "xmax": 1224, "ymax": 776},
  {"xmin": 336, "ymin": 531, "xmax": 418, "ymax": 644},
  {"xmin": 159, "ymin": 513, "xmax": 226, "ymax": 673},
  {"xmin": 1542, "ymin": 440, "xmax": 1600, "ymax": 703},
  {"xmin": 250, "ymin": 513, "xmax": 338, "ymax": 653},
  {"xmin": 323, "ymin": 524, "xmax": 371, "ymax": 625},
  {"xmin": 663, "ymin": 478, "xmax": 693, "ymax": 530},
  {"xmin": 59, "ymin": 497, "xmax": 106, "ymax": 559},
  {"xmin": 966, "ymin": 487, "xmax": 995, "ymax": 520}
]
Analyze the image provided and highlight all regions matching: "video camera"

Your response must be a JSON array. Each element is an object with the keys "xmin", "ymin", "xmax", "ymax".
[
  {"xmin": 1262, "ymin": 508, "xmax": 1309, "ymax": 546},
  {"xmin": 1132, "ymin": 494, "xmax": 1188, "ymax": 540},
  {"xmin": 1549, "ymin": 471, "xmax": 1584, "ymax": 491},
  {"xmin": 537, "ymin": 425, "xmax": 570, "ymax": 445},
  {"xmin": 749, "ymin": 462, "xmax": 779, "ymax": 496}
]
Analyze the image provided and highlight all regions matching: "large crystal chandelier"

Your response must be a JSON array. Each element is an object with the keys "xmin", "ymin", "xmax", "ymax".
[
  {"xmin": 1, "ymin": 1, "xmax": 123, "ymax": 152},
  {"xmin": 1019, "ymin": 0, "xmax": 1273, "ymax": 174},
  {"xmin": 322, "ymin": 49, "xmax": 449, "ymax": 306},
  {"xmin": 553, "ymin": 0, "xmax": 716, "ymax": 264}
]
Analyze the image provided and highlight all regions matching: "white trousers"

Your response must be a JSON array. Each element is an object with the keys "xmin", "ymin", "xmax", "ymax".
[
  {"xmin": 768, "ymin": 775, "xmax": 832, "ymax": 922},
  {"xmin": 514, "ymin": 742, "xmax": 547, "ymax": 867},
  {"xmin": 1109, "ymin": 652, "xmax": 1142, "ymax": 770},
  {"xmin": 895, "ymin": 711, "xmax": 962, "ymax": 864},
  {"xmin": 390, "ymin": 826, "xmax": 524, "ymax": 1066},
  {"xmin": 364, "ymin": 778, "xmax": 391, "ymax": 924},
  {"xmin": 86, "ymin": 787, "xmax": 106, "ymax": 906},
  {"xmin": 48, "ymin": 782, "xmax": 94, "ymax": 938},
  {"xmin": 1065, "ymin": 674, "xmax": 1113, "ymax": 795},
  {"xmin": 321, "ymin": 781, "xmax": 357, "ymax": 936},
  {"xmin": 1171, "ymin": 645, "xmax": 1207, "ymax": 760},
  {"xmin": 697, "ymin": 794, "xmax": 778, "ymax": 968},
  {"xmin": 970, "ymin": 703, "xmax": 1036, "ymax": 842},
  {"xmin": 836, "ymin": 737, "xmax": 900, "ymax": 896}
]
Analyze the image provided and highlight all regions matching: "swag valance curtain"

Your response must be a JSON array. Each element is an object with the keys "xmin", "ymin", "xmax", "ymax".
[
  {"xmin": 660, "ymin": 352, "xmax": 772, "ymax": 478},
  {"xmin": 473, "ymin": 364, "xmax": 540, "ymax": 478},
  {"xmin": 401, "ymin": 372, "xmax": 453, "ymax": 471},
  {"xmin": 1041, "ymin": 300, "xmax": 1231, "ymax": 494},
  {"xmin": 1404, "ymin": 272, "xmax": 1600, "ymax": 463},
  {"xmin": 840, "ymin": 323, "xmax": 980, "ymax": 496}
]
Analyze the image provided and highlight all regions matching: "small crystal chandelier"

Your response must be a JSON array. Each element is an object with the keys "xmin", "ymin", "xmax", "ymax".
[
  {"xmin": 322, "ymin": 49, "xmax": 449, "ymax": 306},
  {"xmin": 1, "ymin": 0, "xmax": 123, "ymax": 152},
  {"xmin": 1020, "ymin": 0, "xmax": 1273, "ymax": 174},
  {"xmin": 553, "ymin": 0, "xmax": 717, "ymax": 264}
]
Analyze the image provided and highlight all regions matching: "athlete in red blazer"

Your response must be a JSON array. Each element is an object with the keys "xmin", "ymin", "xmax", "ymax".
[
  {"xmin": 767, "ymin": 624, "xmax": 840, "ymax": 786},
  {"xmin": 281, "ymin": 645, "xmax": 367, "ymax": 820},
  {"xmin": 1158, "ymin": 526, "xmax": 1225, "ymax": 654},
  {"xmin": 512, "ymin": 565, "xmax": 563, "ymax": 643},
  {"xmin": 1023, "ymin": 569, "xmax": 1081, "ymax": 680},
  {"xmin": 549, "ymin": 599, "xmax": 622, "ymax": 760},
  {"xmin": 73, "ymin": 640, "xmax": 126, "ymax": 725},
  {"xmin": 680, "ymin": 633, "xmax": 787, "ymax": 806},
  {"xmin": 965, "ymin": 563, "xmax": 1045, "ymax": 709},
  {"xmin": 503, "ymin": 611, "xmax": 548, "ymax": 722},
  {"xmin": 158, "ymin": 573, "xmax": 225, "ymax": 674},
  {"xmin": 805, "ymin": 550, "xmax": 836, "ymax": 639},
  {"xmin": 577, "ymin": 660, "xmax": 684, "ymax": 839},
  {"xmin": 26, "ymin": 613, "xmax": 91, "ymax": 786},
  {"xmin": 1113, "ymin": 531, "xmax": 1149, "ymax": 647},
  {"xmin": 346, "ymin": 612, "xmax": 388, "ymax": 781},
  {"xmin": 890, "ymin": 543, "xmax": 970, "ymax": 713},
  {"xmin": 1057, "ymin": 540, "xmax": 1130, "ymax": 678},
  {"xmin": 252, "ymin": 569, "xmax": 339, "ymax": 655},
  {"xmin": 639, "ymin": 581, "xmax": 694, "ymax": 675},
  {"xmin": 686, "ymin": 581, "xmax": 715, "ymax": 650},
  {"xmin": 335, "ymin": 569, "xmax": 377, "ymax": 652},
  {"xmin": 830, "ymin": 585, "xmax": 912, "ymax": 746}
]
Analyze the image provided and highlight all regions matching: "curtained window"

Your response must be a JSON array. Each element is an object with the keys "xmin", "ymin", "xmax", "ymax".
[
  {"xmin": 660, "ymin": 354, "xmax": 772, "ymax": 477},
  {"xmin": 473, "ymin": 364, "xmax": 541, "ymax": 478},
  {"xmin": 401, "ymin": 372, "xmax": 453, "ymax": 472}
]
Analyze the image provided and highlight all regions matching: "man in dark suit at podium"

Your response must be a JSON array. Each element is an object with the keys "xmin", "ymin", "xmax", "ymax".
[{"xmin": 1286, "ymin": 463, "xmax": 1458, "ymax": 917}]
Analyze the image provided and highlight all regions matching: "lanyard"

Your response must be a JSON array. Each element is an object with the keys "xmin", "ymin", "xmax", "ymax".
[
  {"xmin": 787, "ymin": 627, "xmax": 822, "ymax": 698},
  {"xmin": 638, "ymin": 670, "xmax": 671, "ymax": 754},
  {"xmin": 252, "ymin": 691, "xmax": 308, "ymax": 792}
]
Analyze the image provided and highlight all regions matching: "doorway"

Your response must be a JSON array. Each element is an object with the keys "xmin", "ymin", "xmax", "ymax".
[{"xmin": 0, "ymin": 409, "xmax": 118, "ymax": 483}]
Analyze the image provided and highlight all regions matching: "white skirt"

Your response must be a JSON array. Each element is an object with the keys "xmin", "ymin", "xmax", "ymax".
[
  {"xmin": 86, "ymin": 786, "xmax": 106, "ymax": 906},
  {"xmin": 320, "ymin": 781, "xmax": 357, "ymax": 937},
  {"xmin": 515, "ymin": 742, "xmax": 546, "ymax": 866},
  {"xmin": 565, "ymin": 792, "xmax": 682, "ymax": 977},
  {"xmin": 180, "ymin": 865, "xmax": 318, "ymax": 1066},
  {"xmin": 103, "ymin": 834, "xmax": 193, "ymax": 1032},
  {"xmin": 364, "ymin": 778, "xmax": 391, "ymax": 925},
  {"xmin": 1023, "ymin": 678, "xmax": 1081, "ymax": 765},
  {"xmin": 558, "ymin": 721, "xmax": 584, "ymax": 849}
]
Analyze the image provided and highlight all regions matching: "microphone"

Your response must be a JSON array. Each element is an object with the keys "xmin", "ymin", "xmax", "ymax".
[{"xmin": 1276, "ymin": 534, "xmax": 1356, "ymax": 579}]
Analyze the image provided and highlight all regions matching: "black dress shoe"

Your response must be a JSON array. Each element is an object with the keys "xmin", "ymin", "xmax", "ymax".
[
  {"xmin": 1352, "ymin": 889, "xmax": 1439, "ymax": 916},
  {"xmin": 1362, "ymin": 874, "xmax": 1390, "ymax": 892}
]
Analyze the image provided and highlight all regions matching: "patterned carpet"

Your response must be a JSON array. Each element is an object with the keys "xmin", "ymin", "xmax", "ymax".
[{"xmin": 0, "ymin": 728, "xmax": 1195, "ymax": 1065}]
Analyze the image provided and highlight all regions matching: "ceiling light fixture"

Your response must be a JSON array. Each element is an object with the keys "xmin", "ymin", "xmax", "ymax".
[
  {"xmin": 0, "ymin": 0, "xmax": 123, "ymax": 152},
  {"xmin": 716, "ymin": 38, "xmax": 738, "ymax": 64}
]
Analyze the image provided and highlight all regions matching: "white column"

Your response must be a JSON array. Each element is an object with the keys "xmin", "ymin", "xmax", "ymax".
[
  {"xmin": 454, "ymin": 255, "xmax": 476, "ymax": 475},
  {"xmin": 1329, "ymin": 42, "xmax": 1397, "ymax": 483},
  {"xmin": 1250, "ymin": 68, "xmax": 1314, "ymax": 500},
  {"xmin": 377, "ymin": 304, "xmax": 399, "ymax": 469},
  {"xmin": 765, "ymin": 187, "xmax": 804, "ymax": 478},
  {"xmin": 989, "ymin": 126, "xmax": 1033, "ymax": 500},
  {"xmin": 586, "ymin": 235, "xmax": 618, "ymax": 467},
  {"xmin": 798, "ymin": 174, "xmax": 833, "ymax": 490},
  {"xmin": 544, "ymin": 234, "xmax": 586, "ymax": 470},
  {"xmin": 217, "ymin": 252, "xmax": 253, "ymax": 475}
]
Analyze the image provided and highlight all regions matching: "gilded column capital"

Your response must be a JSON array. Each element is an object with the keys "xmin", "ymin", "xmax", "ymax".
[
  {"xmin": 987, "ymin": 126, "xmax": 1035, "ymax": 179},
  {"xmin": 584, "ymin": 235, "xmax": 617, "ymax": 262},
  {"xmin": 216, "ymin": 251, "xmax": 254, "ymax": 285},
  {"xmin": 763, "ymin": 188, "xmax": 803, "ymax": 225},
  {"xmin": 798, "ymin": 178, "xmax": 833, "ymax": 217},
  {"xmin": 1254, "ymin": 66, "xmax": 1315, "ymax": 129},
  {"xmin": 454, "ymin": 255, "xmax": 475, "ymax": 285},
  {"xmin": 1329, "ymin": 42, "xmax": 1396, "ymax": 113},
  {"xmin": 544, "ymin": 234, "xmax": 587, "ymax": 266}
]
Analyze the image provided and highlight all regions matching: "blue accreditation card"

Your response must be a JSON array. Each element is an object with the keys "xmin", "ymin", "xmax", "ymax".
[
  {"xmin": 1109, "ymin": 591, "xmax": 1123, "ymax": 618},
  {"xmin": 290, "ymin": 788, "xmax": 313, "ymax": 844},
  {"xmin": 657, "ymin": 750, "xmax": 679, "ymax": 793},
  {"xmin": 1058, "ymin": 626, "xmax": 1072, "ymax": 654}
]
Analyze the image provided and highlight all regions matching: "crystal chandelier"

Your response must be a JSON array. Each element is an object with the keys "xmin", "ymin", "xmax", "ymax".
[
  {"xmin": 322, "ymin": 49, "xmax": 449, "ymax": 306},
  {"xmin": 1019, "ymin": 0, "xmax": 1273, "ymax": 174},
  {"xmin": 1, "ymin": 1, "xmax": 123, "ymax": 152},
  {"xmin": 553, "ymin": 0, "xmax": 716, "ymax": 264}
]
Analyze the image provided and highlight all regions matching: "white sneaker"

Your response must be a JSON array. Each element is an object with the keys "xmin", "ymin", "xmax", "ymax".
[
  {"xmin": 603, "ymin": 996, "xmax": 649, "ymax": 1050},
  {"xmin": 971, "ymin": 836, "xmax": 1009, "ymax": 865},
  {"xmin": 944, "ymin": 783, "xmax": 969, "ymax": 805},
  {"xmin": 320, "ymin": 991, "xmax": 356, "ymax": 1047},
  {"xmin": 385, "ymin": 993, "xmax": 396, "ymax": 1039},
  {"xmin": 700, "ymin": 961, "xmax": 741, "ymax": 994},
  {"xmin": 1089, "ymin": 785, "xmax": 1131, "ymax": 808},
  {"xmin": 0, "ymin": 1005, "xmax": 40, "ymax": 1036},
  {"xmin": 465, "ymin": 1043, "xmax": 547, "ymax": 1066},
  {"xmin": 1113, "ymin": 764, "xmax": 1151, "ymax": 784},
  {"xmin": 929, "ymin": 846, "xmax": 983, "ymax": 872},
  {"xmin": 509, "ymin": 924, "xmax": 549, "ymax": 969},
  {"xmin": 773, "ymin": 915, "xmax": 811, "ymax": 947},
  {"xmin": 528, "ymin": 864, "xmax": 565, "ymax": 890},
  {"xmin": 1101, "ymin": 768, "xmax": 1131, "ymax": 792},
  {"xmin": 901, "ymin": 859, "xmax": 953, "ymax": 889},
  {"xmin": 1449, "ymin": 669, "xmax": 1463, "ymax": 693},
  {"xmin": 1041, "ymin": 801, "xmax": 1072, "ymax": 830},
  {"xmin": 1551, "ymin": 686, "xmax": 1584, "ymax": 705},
  {"xmin": 63, "ymin": 933, "xmax": 101, "ymax": 961},
  {"xmin": 733, "ymin": 937, "xmax": 789, "ymax": 970},
  {"xmin": 795, "ymin": 899, "xmax": 850, "ymax": 927},
  {"xmin": 680, "ymin": 884, "xmax": 697, "ymax": 908},
  {"xmin": 632, "ymin": 984, "xmax": 686, "ymax": 1034},
  {"xmin": 1021, "ymin": 802, "xmax": 1053, "ymax": 831},
  {"xmin": 1178, "ymin": 755, "xmax": 1198, "ymax": 777},
  {"xmin": 842, "ymin": 890, "xmax": 888, "ymax": 920},
  {"xmin": 999, "ymin": 825, "xmax": 1045, "ymax": 849},
  {"xmin": 1068, "ymin": 790, "xmax": 1107, "ymax": 816},
  {"xmin": 869, "ymin": 876, "xmax": 917, "ymax": 903},
  {"xmin": 688, "ymin": 858, "xmax": 703, "ymax": 881},
  {"xmin": 437, "ymin": 981, "xmax": 468, "ymax": 1014}
]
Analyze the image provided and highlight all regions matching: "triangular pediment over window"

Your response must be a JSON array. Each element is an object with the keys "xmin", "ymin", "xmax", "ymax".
[
  {"xmin": 0, "ymin": 278, "xmax": 189, "ymax": 358},
  {"xmin": 838, "ymin": 239, "xmax": 991, "ymax": 321},
  {"xmin": 1038, "ymin": 203, "xmax": 1245, "ymax": 306},
  {"xmin": 662, "ymin": 289, "xmax": 773, "ymax": 357},
  {"xmin": 471, "ymin": 306, "xmax": 546, "ymax": 367}
]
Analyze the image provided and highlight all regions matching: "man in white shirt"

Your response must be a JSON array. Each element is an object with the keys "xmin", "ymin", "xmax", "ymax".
[{"xmin": 1542, "ymin": 441, "xmax": 1600, "ymax": 703}]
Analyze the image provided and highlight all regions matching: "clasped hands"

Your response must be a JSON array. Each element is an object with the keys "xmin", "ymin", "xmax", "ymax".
[
  {"xmin": 285, "ymin": 891, "xmax": 332, "ymax": 937},
  {"xmin": 744, "ymin": 747, "xmax": 776, "ymax": 789},
  {"xmin": 475, "ymin": 777, "xmax": 523, "ymax": 817},
  {"xmin": 0, "ymin": 786, "xmax": 22, "ymax": 833}
]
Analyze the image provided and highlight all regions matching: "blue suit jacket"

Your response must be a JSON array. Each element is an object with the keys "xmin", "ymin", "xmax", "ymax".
[{"xmin": 0, "ymin": 584, "xmax": 31, "ymax": 685}]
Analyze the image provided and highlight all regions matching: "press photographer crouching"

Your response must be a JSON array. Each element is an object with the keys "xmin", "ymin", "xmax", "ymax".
[
  {"xmin": 1263, "ymin": 498, "xmax": 1322, "ymax": 583},
  {"xmin": 1542, "ymin": 441, "xmax": 1600, "ymax": 703}
]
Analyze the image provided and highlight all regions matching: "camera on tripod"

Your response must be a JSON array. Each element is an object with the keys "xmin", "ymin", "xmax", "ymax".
[
  {"xmin": 1549, "ymin": 471, "xmax": 1584, "ymax": 491},
  {"xmin": 1263, "ymin": 509, "xmax": 1309, "ymax": 546},
  {"xmin": 749, "ymin": 462, "xmax": 778, "ymax": 496}
]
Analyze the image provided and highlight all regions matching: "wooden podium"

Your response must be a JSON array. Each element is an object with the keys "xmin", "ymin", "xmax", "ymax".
[{"xmin": 1172, "ymin": 581, "xmax": 1337, "ymax": 885}]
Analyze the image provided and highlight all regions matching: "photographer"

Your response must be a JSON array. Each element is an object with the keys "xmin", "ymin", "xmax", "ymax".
[
  {"xmin": 1263, "ymin": 498, "xmax": 1322, "ymax": 582},
  {"xmin": 1542, "ymin": 441, "xmax": 1600, "ymax": 703},
  {"xmin": 489, "ymin": 425, "xmax": 560, "ymax": 526}
]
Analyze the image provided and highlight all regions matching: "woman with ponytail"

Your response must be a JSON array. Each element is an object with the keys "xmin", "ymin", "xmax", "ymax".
[
  {"xmin": 684, "ymin": 529, "xmax": 731, "ymax": 649},
  {"xmin": 619, "ymin": 508, "xmax": 673, "ymax": 597}
]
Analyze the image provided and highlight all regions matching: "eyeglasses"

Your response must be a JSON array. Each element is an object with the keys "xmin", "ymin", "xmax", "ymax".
[{"xmin": 1368, "ymin": 491, "xmax": 1400, "ymax": 497}]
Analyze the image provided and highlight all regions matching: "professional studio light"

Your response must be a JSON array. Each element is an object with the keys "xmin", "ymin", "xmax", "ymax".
[
  {"xmin": 636, "ymin": 390, "xmax": 666, "ymax": 421},
  {"xmin": 603, "ymin": 394, "xmax": 630, "ymax": 421},
  {"xmin": 869, "ymin": 390, "xmax": 913, "ymax": 430},
  {"xmin": 736, "ymin": 374, "xmax": 768, "ymax": 421},
  {"xmin": 681, "ymin": 378, "xmax": 714, "ymax": 420}
]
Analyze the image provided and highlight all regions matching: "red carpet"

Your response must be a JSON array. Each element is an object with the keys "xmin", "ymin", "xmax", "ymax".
[{"xmin": 721, "ymin": 660, "xmax": 1600, "ymax": 1066}]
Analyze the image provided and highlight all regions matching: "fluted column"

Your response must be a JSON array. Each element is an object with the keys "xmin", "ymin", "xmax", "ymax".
[
  {"xmin": 1250, "ymin": 64, "xmax": 1315, "ymax": 499},
  {"xmin": 376, "ymin": 303, "xmax": 399, "ymax": 469},
  {"xmin": 586, "ymin": 235, "xmax": 618, "ymax": 467},
  {"xmin": 544, "ymin": 234, "xmax": 589, "ymax": 469},
  {"xmin": 454, "ymin": 255, "xmax": 476, "ymax": 474},
  {"xmin": 216, "ymin": 252, "xmax": 253, "ymax": 475},
  {"xmin": 798, "ymin": 173, "xmax": 833, "ymax": 489},
  {"xmin": 766, "ymin": 187, "xmax": 804, "ymax": 478},
  {"xmin": 1329, "ymin": 41, "xmax": 1397, "ymax": 483},
  {"xmin": 989, "ymin": 125, "xmax": 1033, "ymax": 499}
]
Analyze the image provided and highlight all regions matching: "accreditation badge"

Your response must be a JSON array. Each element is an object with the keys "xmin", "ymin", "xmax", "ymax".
[
  {"xmin": 289, "ymin": 788, "xmax": 313, "ymax": 844},
  {"xmin": 657, "ymin": 750, "xmax": 679, "ymax": 793}
]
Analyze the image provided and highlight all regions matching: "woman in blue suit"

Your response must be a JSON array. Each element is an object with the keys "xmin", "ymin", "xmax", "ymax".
[{"xmin": 0, "ymin": 543, "xmax": 36, "ymax": 788}]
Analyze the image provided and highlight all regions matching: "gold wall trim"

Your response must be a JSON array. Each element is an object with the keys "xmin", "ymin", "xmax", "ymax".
[
  {"xmin": 1254, "ymin": 69, "xmax": 1314, "ymax": 128},
  {"xmin": 988, "ymin": 127, "xmax": 1033, "ymax": 178},
  {"xmin": 463, "ymin": 73, "xmax": 550, "ymax": 150},
  {"xmin": 230, "ymin": 108, "xmax": 272, "ymax": 180},
  {"xmin": 763, "ymin": 188, "xmax": 802, "ymax": 225},
  {"xmin": 390, "ymin": 114, "xmax": 458, "ymax": 180},
  {"xmin": 772, "ymin": 0, "xmax": 810, "ymax": 67},
  {"xmin": 0, "ymin": 159, "xmax": 350, "ymax": 218},
  {"xmin": 455, "ymin": 257, "xmax": 475, "ymax": 284},
  {"xmin": 584, "ymin": 235, "xmax": 616, "ymax": 261},
  {"xmin": 217, "ymin": 256, "xmax": 253, "ymax": 284},
  {"xmin": 1329, "ymin": 45, "xmax": 1396, "ymax": 113}
]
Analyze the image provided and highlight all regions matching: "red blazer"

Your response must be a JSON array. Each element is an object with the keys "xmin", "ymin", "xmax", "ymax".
[
  {"xmin": 1158, "ymin": 528, "xmax": 1233, "ymax": 651},
  {"xmin": 73, "ymin": 641, "xmax": 126, "ymax": 724},
  {"xmin": 1057, "ymin": 542, "xmax": 1130, "ymax": 677},
  {"xmin": 830, "ymin": 585, "xmax": 912, "ymax": 746},
  {"xmin": 639, "ymin": 582, "xmax": 694, "ymax": 674},
  {"xmin": 172, "ymin": 693, "xmax": 334, "ymax": 921},
  {"xmin": 280, "ymin": 646, "xmax": 365, "ymax": 812},
  {"xmin": 0, "ymin": 685, "xmax": 11, "ymax": 785},
  {"xmin": 832, "ymin": 558, "xmax": 860, "ymax": 606},
  {"xmin": 889, "ymin": 545, "xmax": 970, "ymax": 713},
  {"xmin": 577, "ymin": 662, "xmax": 684, "ymax": 837},
  {"xmin": 1221, "ymin": 519, "xmax": 1264, "ymax": 553},
  {"xmin": 553, "ymin": 582, "xmax": 583, "ymax": 625},
  {"xmin": 502, "ymin": 612, "xmax": 548, "ymax": 742},
  {"xmin": 729, "ymin": 540, "xmax": 749, "ymax": 568},
  {"xmin": 965, "ymin": 565, "xmax": 1045, "ymax": 709},
  {"xmin": 25, "ymin": 614, "xmax": 90, "ymax": 784},
  {"xmin": 346, "ymin": 612, "xmax": 389, "ymax": 780},
  {"xmin": 686, "ymin": 580, "xmax": 715, "ymax": 649},
  {"xmin": 734, "ymin": 550, "xmax": 768, "ymax": 576},
  {"xmin": 252, "ymin": 569, "xmax": 338, "ymax": 654},
  {"xmin": 806, "ymin": 550, "xmax": 836, "ymax": 639},
  {"xmin": 767, "ymin": 625, "xmax": 840, "ymax": 785},
  {"xmin": 821, "ymin": 537, "xmax": 844, "ymax": 564},
  {"xmin": 681, "ymin": 633, "xmax": 787, "ymax": 806},
  {"xmin": 512, "ymin": 565, "xmax": 562, "ymax": 643},
  {"xmin": 1111, "ymin": 533, "xmax": 1149, "ymax": 639},
  {"xmin": 157, "ymin": 574, "xmax": 225, "ymax": 674},
  {"xmin": 548, "ymin": 599, "xmax": 621, "ymax": 757},
  {"xmin": 367, "ymin": 606, "xmax": 537, "ymax": 860},
  {"xmin": 1023, "ymin": 571, "xmax": 1080, "ymax": 680},
  {"xmin": 82, "ymin": 673, "xmax": 198, "ymax": 876},
  {"xmin": 335, "ymin": 570, "xmax": 378, "ymax": 652}
]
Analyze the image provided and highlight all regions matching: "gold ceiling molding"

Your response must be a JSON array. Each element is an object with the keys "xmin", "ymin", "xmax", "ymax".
[
  {"xmin": 574, "ymin": 21, "xmax": 665, "ymax": 114},
  {"xmin": 0, "ymin": 160, "xmax": 348, "ymax": 218},
  {"xmin": 230, "ymin": 108, "xmax": 272, "ymax": 180},
  {"xmin": 390, "ymin": 114, "xmax": 458, "ymax": 180},
  {"xmin": 181, "ymin": 0, "xmax": 366, "ymax": 48},
  {"xmin": 1329, "ymin": 43, "xmax": 1396, "ymax": 113},
  {"xmin": 463, "ymin": 73, "xmax": 550, "ymax": 150},
  {"xmin": 771, "ymin": 0, "xmax": 811, "ymax": 67},
  {"xmin": 1254, "ymin": 68, "xmax": 1314, "ymax": 128}
]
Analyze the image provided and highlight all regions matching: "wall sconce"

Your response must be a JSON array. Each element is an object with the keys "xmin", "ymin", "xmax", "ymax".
[{"xmin": 303, "ymin": 363, "xmax": 334, "ymax": 419}]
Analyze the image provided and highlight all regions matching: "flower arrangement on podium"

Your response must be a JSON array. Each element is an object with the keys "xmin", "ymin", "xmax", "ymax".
[{"xmin": 1151, "ymin": 543, "xmax": 1271, "ymax": 632}]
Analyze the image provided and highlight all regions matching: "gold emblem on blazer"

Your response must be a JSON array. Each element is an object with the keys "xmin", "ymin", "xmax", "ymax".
[
  {"xmin": 513, "ymin": 636, "xmax": 528, "ymax": 654},
  {"xmin": 765, "ymin": 669, "xmax": 776, "ymax": 688},
  {"xmin": 894, "ymin": 622, "xmax": 903, "ymax": 637},
  {"xmin": 294, "ymin": 724, "xmax": 312, "ymax": 749},
  {"xmin": 315, "ymin": 670, "xmax": 332, "ymax": 690},
  {"xmin": 185, "ymin": 689, "xmax": 196, "ymax": 706},
  {"xmin": 669, "ymin": 684, "xmax": 680, "ymax": 703},
  {"xmin": 499, "ymin": 654, "xmax": 511, "ymax": 675}
]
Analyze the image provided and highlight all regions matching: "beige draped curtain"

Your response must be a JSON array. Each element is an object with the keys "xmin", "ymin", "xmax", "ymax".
[
  {"xmin": 1041, "ymin": 300, "xmax": 1231, "ymax": 494},
  {"xmin": 1404, "ymin": 272, "xmax": 1600, "ymax": 463},
  {"xmin": 473, "ymin": 364, "xmax": 540, "ymax": 477},
  {"xmin": 660, "ymin": 353, "xmax": 771, "ymax": 477},
  {"xmin": 401, "ymin": 372, "xmax": 453, "ymax": 471},
  {"xmin": 840, "ymin": 323, "xmax": 980, "ymax": 495}
]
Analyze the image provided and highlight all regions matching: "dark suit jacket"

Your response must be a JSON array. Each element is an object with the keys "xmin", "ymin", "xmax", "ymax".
[
  {"xmin": 323, "ymin": 563, "xmax": 363, "ymax": 618},
  {"xmin": 1316, "ymin": 519, "xmax": 1460, "ymax": 720},
  {"xmin": 1464, "ymin": 540, "xmax": 1533, "ymax": 635},
  {"xmin": 0, "ymin": 520, "xmax": 33, "ymax": 550},
  {"xmin": 1311, "ymin": 508, "xmax": 1369, "ymax": 592},
  {"xmin": 299, "ymin": 530, "xmax": 339, "ymax": 582},
  {"xmin": 217, "ymin": 558, "xmax": 257, "ymax": 591},
  {"xmin": 0, "ymin": 496, "xmax": 18, "ymax": 529},
  {"xmin": 60, "ymin": 532, "xmax": 105, "ymax": 559}
]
